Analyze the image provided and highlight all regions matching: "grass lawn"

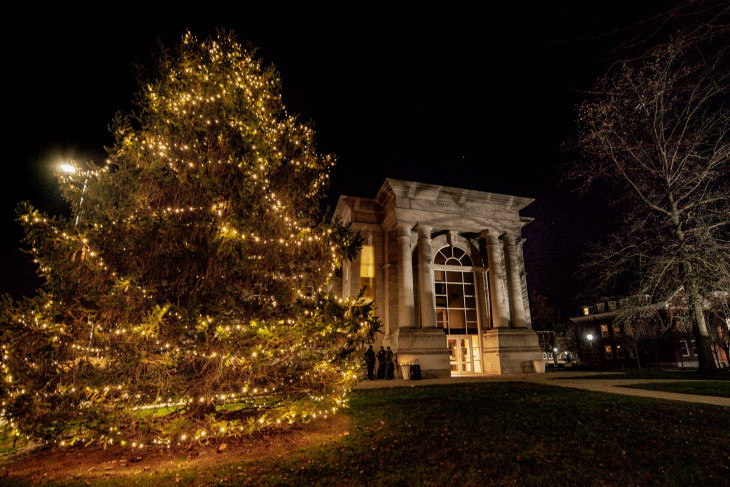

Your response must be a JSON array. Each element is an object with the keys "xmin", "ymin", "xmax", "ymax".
[
  {"xmin": 621, "ymin": 380, "xmax": 730, "ymax": 398},
  {"xmin": 3, "ymin": 382, "xmax": 729, "ymax": 486}
]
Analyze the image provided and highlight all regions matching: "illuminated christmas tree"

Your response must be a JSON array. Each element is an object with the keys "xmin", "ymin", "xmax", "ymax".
[{"xmin": 0, "ymin": 31, "xmax": 378, "ymax": 448}]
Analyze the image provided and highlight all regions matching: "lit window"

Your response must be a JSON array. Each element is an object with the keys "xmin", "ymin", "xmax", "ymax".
[
  {"xmin": 360, "ymin": 245, "xmax": 374, "ymax": 278},
  {"xmin": 605, "ymin": 345, "xmax": 613, "ymax": 359},
  {"xmin": 583, "ymin": 307, "xmax": 590, "ymax": 316},
  {"xmin": 359, "ymin": 245, "xmax": 374, "ymax": 299},
  {"xmin": 608, "ymin": 301, "xmax": 617, "ymax": 311},
  {"xmin": 613, "ymin": 323, "xmax": 621, "ymax": 335},
  {"xmin": 601, "ymin": 324, "xmax": 609, "ymax": 337},
  {"xmin": 616, "ymin": 345, "xmax": 625, "ymax": 359},
  {"xmin": 597, "ymin": 303, "xmax": 606, "ymax": 313}
]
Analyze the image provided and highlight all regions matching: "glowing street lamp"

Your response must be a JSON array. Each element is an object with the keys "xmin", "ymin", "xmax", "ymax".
[{"xmin": 59, "ymin": 161, "xmax": 88, "ymax": 226}]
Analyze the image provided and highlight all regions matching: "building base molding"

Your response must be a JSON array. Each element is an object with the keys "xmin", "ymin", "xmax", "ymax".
[
  {"xmin": 392, "ymin": 327, "xmax": 451, "ymax": 378},
  {"xmin": 482, "ymin": 328, "xmax": 544, "ymax": 374}
]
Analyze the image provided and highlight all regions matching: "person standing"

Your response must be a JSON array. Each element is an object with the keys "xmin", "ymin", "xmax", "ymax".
[
  {"xmin": 376, "ymin": 346, "xmax": 386, "ymax": 379},
  {"xmin": 385, "ymin": 346, "xmax": 395, "ymax": 380},
  {"xmin": 364, "ymin": 345, "xmax": 376, "ymax": 380}
]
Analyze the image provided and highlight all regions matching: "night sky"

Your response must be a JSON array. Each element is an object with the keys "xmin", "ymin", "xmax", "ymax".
[{"xmin": 1, "ymin": 1, "xmax": 678, "ymax": 306}]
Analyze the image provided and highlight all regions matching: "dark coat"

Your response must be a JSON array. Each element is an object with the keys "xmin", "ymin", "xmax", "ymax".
[{"xmin": 364, "ymin": 348, "xmax": 375, "ymax": 365}]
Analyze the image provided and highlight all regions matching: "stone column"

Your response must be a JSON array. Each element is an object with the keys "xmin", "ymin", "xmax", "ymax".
[
  {"xmin": 475, "ymin": 269, "xmax": 490, "ymax": 328},
  {"xmin": 483, "ymin": 230, "xmax": 510, "ymax": 328},
  {"xmin": 396, "ymin": 223, "xmax": 416, "ymax": 328},
  {"xmin": 503, "ymin": 233, "xmax": 526, "ymax": 328},
  {"xmin": 516, "ymin": 238, "xmax": 532, "ymax": 329},
  {"xmin": 417, "ymin": 224, "xmax": 437, "ymax": 328}
]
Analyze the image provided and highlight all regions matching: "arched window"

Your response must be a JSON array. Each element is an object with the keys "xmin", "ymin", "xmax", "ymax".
[
  {"xmin": 433, "ymin": 246, "xmax": 478, "ymax": 334},
  {"xmin": 434, "ymin": 246, "xmax": 473, "ymax": 266}
]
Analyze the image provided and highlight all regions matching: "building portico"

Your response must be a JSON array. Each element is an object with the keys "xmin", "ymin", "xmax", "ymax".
[{"xmin": 334, "ymin": 179, "xmax": 543, "ymax": 377}]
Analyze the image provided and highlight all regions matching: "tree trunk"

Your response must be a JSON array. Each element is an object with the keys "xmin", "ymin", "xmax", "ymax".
[
  {"xmin": 678, "ymin": 347, "xmax": 685, "ymax": 369},
  {"xmin": 685, "ymin": 274, "xmax": 718, "ymax": 371},
  {"xmin": 189, "ymin": 402, "xmax": 217, "ymax": 419}
]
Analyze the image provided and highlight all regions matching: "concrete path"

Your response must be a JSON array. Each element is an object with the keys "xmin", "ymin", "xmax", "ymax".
[{"xmin": 354, "ymin": 371, "xmax": 730, "ymax": 407}]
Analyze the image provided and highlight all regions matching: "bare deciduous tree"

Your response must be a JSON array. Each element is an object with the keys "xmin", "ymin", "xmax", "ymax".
[{"xmin": 570, "ymin": 36, "xmax": 730, "ymax": 371}]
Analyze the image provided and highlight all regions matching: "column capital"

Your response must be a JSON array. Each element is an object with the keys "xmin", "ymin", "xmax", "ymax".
[
  {"xmin": 416, "ymin": 224, "xmax": 433, "ymax": 239},
  {"xmin": 481, "ymin": 229, "xmax": 503, "ymax": 245},
  {"xmin": 396, "ymin": 222, "xmax": 414, "ymax": 238},
  {"xmin": 503, "ymin": 233, "xmax": 525, "ymax": 250}
]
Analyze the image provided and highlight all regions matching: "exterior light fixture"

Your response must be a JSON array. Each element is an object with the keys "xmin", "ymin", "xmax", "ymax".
[{"xmin": 56, "ymin": 161, "xmax": 89, "ymax": 226}]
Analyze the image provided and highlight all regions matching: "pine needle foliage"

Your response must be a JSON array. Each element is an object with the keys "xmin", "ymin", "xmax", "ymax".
[{"xmin": 0, "ymin": 31, "xmax": 378, "ymax": 448}]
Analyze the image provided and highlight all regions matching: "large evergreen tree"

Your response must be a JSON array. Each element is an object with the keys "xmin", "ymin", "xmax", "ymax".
[{"xmin": 0, "ymin": 31, "xmax": 377, "ymax": 447}]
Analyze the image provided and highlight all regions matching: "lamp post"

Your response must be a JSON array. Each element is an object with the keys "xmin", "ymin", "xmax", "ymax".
[
  {"xmin": 60, "ymin": 163, "xmax": 88, "ymax": 226},
  {"xmin": 60, "ymin": 162, "xmax": 94, "ymax": 350},
  {"xmin": 586, "ymin": 333, "xmax": 595, "ymax": 365}
]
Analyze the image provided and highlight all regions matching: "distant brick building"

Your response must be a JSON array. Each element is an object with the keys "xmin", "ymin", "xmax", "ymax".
[{"xmin": 570, "ymin": 296, "xmax": 729, "ymax": 368}]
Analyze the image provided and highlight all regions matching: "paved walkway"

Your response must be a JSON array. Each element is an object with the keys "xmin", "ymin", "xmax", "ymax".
[{"xmin": 354, "ymin": 371, "xmax": 730, "ymax": 407}]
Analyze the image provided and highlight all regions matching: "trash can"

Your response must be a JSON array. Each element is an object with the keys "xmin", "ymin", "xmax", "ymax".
[
  {"xmin": 400, "ymin": 363, "xmax": 413, "ymax": 380},
  {"xmin": 409, "ymin": 361, "xmax": 422, "ymax": 380}
]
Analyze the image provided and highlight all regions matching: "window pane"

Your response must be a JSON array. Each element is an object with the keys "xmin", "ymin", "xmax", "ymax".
[
  {"xmin": 435, "ymin": 283, "xmax": 446, "ymax": 295},
  {"xmin": 453, "ymin": 247, "xmax": 465, "ymax": 259},
  {"xmin": 446, "ymin": 271, "xmax": 462, "ymax": 283},
  {"xmin": 435, "ymin": 252, "xmax": 446, "ymax": 265},
  {"xmin": 465, "ymin": 296, "xmax": 477, "ymax": 310},
  {"xmin": 463, "ymin": 272, "xmax": 474, "ymax": 284},
  {"xmin": 448, "ymin": 309, "xmax": 465, "ymax": 329},
  {"xmin": 445, "ymin": 257, "xmax": 461, "ymax": 266},
  {"xmin": 436, "ymin": 296, "xmax": 447, "ymax": 307},
  {"xmin": 466, "ymin": 309, "xmax": 477, "ymax": 322},
  {"xmin": 460, "ymin": 253, "xmax": 473, "ymax": 266},
  {"xmin": 463, "ymin": 284, "xmax": 474, "ymax": 296},
  {"xmin": 447, "ymin": 284, "xmax": 465, "ymax": 308},
  {"xmin": 360, "ymin": 245, "xmax": 375, "ymax": 278},
  {"xmin": 434, "ymin": 270, "xmax": 445, "ymax": 281}
]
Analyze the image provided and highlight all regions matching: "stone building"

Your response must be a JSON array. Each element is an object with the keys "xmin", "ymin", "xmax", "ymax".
[{"xmin": 334, "ymin": 179, "xmax": 543, "ymax": 377}]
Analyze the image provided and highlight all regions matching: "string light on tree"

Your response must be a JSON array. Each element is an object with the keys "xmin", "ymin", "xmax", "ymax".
[{"xmin": 0, "ymin": 30, "xmax": 378, "ymax": 449}]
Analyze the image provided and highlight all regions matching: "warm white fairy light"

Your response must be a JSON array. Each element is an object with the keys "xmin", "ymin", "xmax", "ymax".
[{"xmin": 1, "ymin": 30, "xmax": 377, "ymax": 450}]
